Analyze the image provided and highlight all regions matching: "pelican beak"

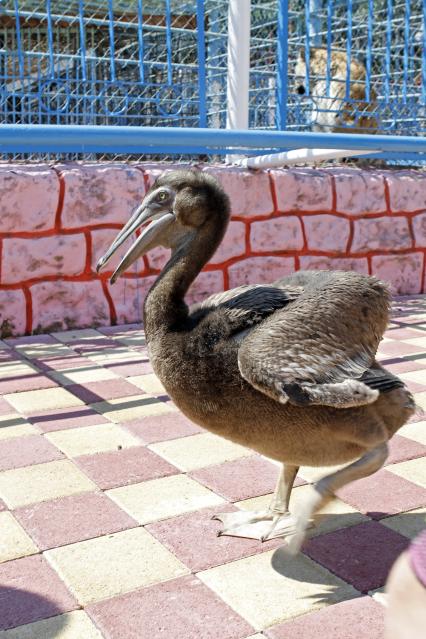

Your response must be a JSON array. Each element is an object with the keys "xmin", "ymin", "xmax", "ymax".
[{"xmin": 95, "ymin": 200, "xmax": 175, "ymax": 284}]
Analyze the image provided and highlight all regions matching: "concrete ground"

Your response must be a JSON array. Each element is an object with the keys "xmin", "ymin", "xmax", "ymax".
[{"xmin": 0, "ymin": 296, "xmax": 425, "ymax": 638}]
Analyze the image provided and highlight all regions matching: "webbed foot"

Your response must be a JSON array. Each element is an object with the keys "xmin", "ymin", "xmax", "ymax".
[{"xmin": 212, "ymin": 509, "xmax": 311, "ymax": 542}]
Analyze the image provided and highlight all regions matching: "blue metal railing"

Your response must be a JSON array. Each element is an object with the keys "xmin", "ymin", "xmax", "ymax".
[{"xmin": 0, "ymin": 1, "xmax": 426, "ymax": 161}]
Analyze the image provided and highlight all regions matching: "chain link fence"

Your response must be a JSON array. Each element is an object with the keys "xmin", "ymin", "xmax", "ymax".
[{"xmin": 0, "ymin": 1, "xmax": 425, "ymax": 162}]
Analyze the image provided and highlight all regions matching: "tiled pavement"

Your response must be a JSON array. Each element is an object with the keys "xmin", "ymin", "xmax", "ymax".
[{"xmin": 0, "ymin": 297, "xmax": 425, "ymax": 638}]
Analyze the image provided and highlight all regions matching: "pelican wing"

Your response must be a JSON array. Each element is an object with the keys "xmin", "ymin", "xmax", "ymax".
[
  {"xmin": 191, "ymin": 284, "xmax": 303, "ymax": 330},
  {"xmin": 237, "ymin": 271, "xmax": 390, "ymax": 397}
]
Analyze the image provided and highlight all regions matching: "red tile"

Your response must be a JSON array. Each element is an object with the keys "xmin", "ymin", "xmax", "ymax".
[
  {"xmin": 29, "ymin": 406, "xmax": 109, "ymax": 432},
  {"xmin": 386, "ymin": 434, "xmax": 426, "ymax": 466},
  {"xmin": 5, "ymin": 335, "xmax": 59, "ymax": 347},
  {"xmin": 0, "ymin": 435, "xmax": 63, "ymax": 471},
  {"xmin": 71, "ymin": 338, "xmax": 118, "ymax": 352},
  {"xmin": 67, "ymin": 378, "xmax": 146, "ymax": 404},
  {"xmin": 191, "ymin": 455, "xmax": 305, "ymax": 503},
  {"xmin": 385, "ymin": 359, "xmax": 426, "ymax": 374},
  {"xmin": 385, "ymin": 327, "xmax": 425, "ymax": 340},
  {"xmin": 0, "ymin": 554, "xmax": 77, "ymax": 630},
  {"xmin": 265, "ymin": 596, "xmax": 385, "ymax": 639},
  {"xmin": 0, "ymin": 397, "xmax": 15, "ymax": 416},
  {"xmin": 98, "ymin": 324, "xmax": 142, "ymax": 334},
  {"xmin": 35, "ymin": 355, "xmax": 92, "ymax": 372},
  {"xmin": 104, "ymin": 360, "xmax": 153, "ymax": 377},
  {"xmin": 75, "ymin": 446, "xmax": 178, "ymax": 489},
  {"xmin": 379, "ymin": 341, "xmax": 424, "ymax": 356},
  {"xmin": 147, "ymin": 505, "xmax": 281, "ymax": 572},
  {"xmin": 15, "ymin": 492, "xmax": 137, "ymax": 550},
  {"xmin": 125, "ymin": 412, "xmax": 202, "ymax": 444},
  {"xmin": 0, "ymin": 374, "xmax": 58, "ymax": 394},
  {"xmin": 87, "ymin": 575, "xmax": 254, "ymax": 639},
  {"xmin": 401, "ymin": 379, "xmax": 426, "ymax": 393},
  {"xmin": 303, "ymin": 521, "xmax": 409, "ymax": 592},
  {"xmin": 337, "ymin": 468, "xmax": 426, "ymax": 519}
]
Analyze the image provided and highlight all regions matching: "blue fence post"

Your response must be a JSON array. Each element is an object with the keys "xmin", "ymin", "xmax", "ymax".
[
  {"xmin": 276, "ymin": 0, "xmax": 288, "ymax": 131},
  {"xmin": 78, "ymin": 0, "xmax": 87, "ymax": 82},
  {"xmin": 309, "ymin": 0, "xmax": 322, "ymax": 46},
  {"xmin": 196, "ymin": 0, "xmax": 207, "ymax": 128},
  {"xmin": 137, "ymin": 0, "xmax": 145, "ymax": 84}
]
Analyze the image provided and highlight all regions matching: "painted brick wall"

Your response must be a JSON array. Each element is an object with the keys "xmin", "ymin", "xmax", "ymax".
[{"xmin": 0, "ymin": 163, "xmax": 425, "ymax": 337}]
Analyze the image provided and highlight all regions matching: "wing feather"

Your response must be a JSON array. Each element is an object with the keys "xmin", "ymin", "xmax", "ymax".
[{"xmin": 237, "ymin": 271, "xmax": 390, "ymax": 398}]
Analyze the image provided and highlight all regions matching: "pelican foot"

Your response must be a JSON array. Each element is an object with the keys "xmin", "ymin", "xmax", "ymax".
[{"xmin": 212, "ymin": 509, "xmax": 310, "ymax": 542}]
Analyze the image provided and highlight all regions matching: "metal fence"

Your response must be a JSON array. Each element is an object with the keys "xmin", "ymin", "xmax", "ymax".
[{"xmin": 1, "ymin": 0, "xmax": 426, "ymax": 161}]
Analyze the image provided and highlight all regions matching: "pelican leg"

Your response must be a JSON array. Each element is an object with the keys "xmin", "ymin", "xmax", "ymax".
[
  {"xmin": 212, "ymin": 464, "xmax": 302, "ymax": 541},
  {"xmin": 285, "ymin": 441, "xmax": 389, "ymax": 555}
]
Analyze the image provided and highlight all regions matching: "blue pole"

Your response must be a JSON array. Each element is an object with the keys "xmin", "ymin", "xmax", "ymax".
[
  {"xmin": 1, "ymin": 124, "xmax": 426, "ymax": 154},
  {"xmin": 137, "ymin": 0, "xmax": 145, "ymax": 84},
  {"xmin": 165, "ymin": 0, "xmax": 173, "ymax": 85},
  {"xmin": 78, "ymin": 0, "xmax": 87, "ymax": 82},
  {"xmin": 107, "ymin": 0, "xmax": 116, "ymax": 82},
  {"xmin": 196, "ymin": 0, "xmax": 207, "ymax": 127},
  {"xmin": 366, "ymin": 0, "xmax": 373, "ymax": 101},
  {"xmin": 276, "ymin": 0, "xmax": 288, "ymax": 130}
]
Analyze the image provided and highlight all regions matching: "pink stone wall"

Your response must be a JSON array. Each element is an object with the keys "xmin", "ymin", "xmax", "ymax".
[{"xmin": 0, "ymin": 163, "xmax": 425, "ymax": 337}]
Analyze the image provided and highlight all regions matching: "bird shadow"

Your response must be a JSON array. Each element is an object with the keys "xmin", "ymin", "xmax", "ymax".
[
  {"xmin": 270, "ymin": 510, "xmax": 425, "ymax": 605},
  {"xmin": 0, "ymin": 586, "xmax": 69, "ymax": 636}
]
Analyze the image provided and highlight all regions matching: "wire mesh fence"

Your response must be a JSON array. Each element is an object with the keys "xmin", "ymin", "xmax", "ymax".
[{"xmin": 1, "ymin": 1, "xmax": 426, "ymax": 163}]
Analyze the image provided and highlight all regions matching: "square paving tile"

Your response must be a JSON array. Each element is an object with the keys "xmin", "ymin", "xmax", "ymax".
[
  {"xmin": 0, "ymin": 512, "xmax": 38, "ymax": 563},
  {"xmin": 386, "ymin": 457, "xmax": 426, "ymax": 488},
  {"xmin": 66, "ymin": 378, "xmax": 145, "ymax": 403},
  {"xmin": 124, "ymin": 411, "xmax": 202, "ymax": 443},
  {"xmin": 147, "ymin": 505, "xmax": 281, "ymax": 572},
  {"xmin": 0, "ymin": 611, "xmax": 104, "ymax": 639},
  {"xmin": 92, "ymin": 394, "xmax": 175, "ymax": 422},
  {"xmin": 87, "ymin": 574, "xmax": 254, "ymax": 639},
  {"xmin": 127, "ymin": 373, "xmax": 166, "ymax": 395},
  {"xmin": 302, "ymin": 520, "xmax": 409, "ymax": 593},
  {"xmin": 107, "ymin": 474, "xmax": 224, "ymax": 524},
  {"xmin": 0, "ymin": 415, "xmax": 39, "ymax": 440},
  {"xmin": 0, "ymin": 434, "xmax": 63, "ymax": 471},
  {"xmin": 0, "ymin": 372, "xmax": 58, "ymax": 394},
  {"xmin": 0, "ymin": 554, "xmax": 77, "ymax": 631},
  {"xmin": 29, "ymin": 406, "xmax": 109, "ymax": 433},
  {"xmin": 0, "ymin": 459, "xmax": 96, "ymax": 508},
  {"xmin": 190, "ymin": 455, "xmax": 306, "ymax": 503},
  {"xmin": 337, "ymin": 468, "xmax": 426, "ymax": 519},
  {"xmin": 150, "ymin": 432, "xmax": 251, "ymax": 471},
  {"xmin": 52, "ymin": 328, "xmax": 105, "ymax": 343},
  {"xmin": 15, "ymin": 492, "xmax": 137, "ymax": 550},
  {"xmin": 75, "ymin": 446, "xmax": 177, "ymax": 489},
  {"xmin": 0, "ymin": 397, "xmax": 15, "ymax": 416},
  {"xmin": 381, "ymin": 506, "xmax": 426, "ymax": 539},
  {"xmin": 413, "ymin": 391, "xmax": 426, "ymax": 411},
  {"xmin": 264, "ymin": 596, "xmax": 384, "ymax": 639},
  {"xmin": 44, "ymin": 423, "xmax": 141, "ymax": 457},
  {"xmin": 104, "ymin": 360, "xmax": 154, "ymax": 377},
  {"xmin": 199, "ymin": 548, "xmax": 357, "ymax": 631},
  {"xmin": 49, "ymin": 365, "xmax": 119, "ymax": 386},
  {"xmin": 399, "ymin": 420, "xmax": 426, "ymax": 445},
  {"xmin": 45, "ymin": 527, "xmax": 189, "ymax": 605},
  {"xmin": 386, "ymin": 434, "xmax": 426, "ymax": 465},
  {"xmin": 4, "ymin": 388, "xmax": 84, "ymax": 416}
]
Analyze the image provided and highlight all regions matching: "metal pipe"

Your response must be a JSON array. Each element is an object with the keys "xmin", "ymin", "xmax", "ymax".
[
  {"xmin": 234, "ymin": 148, "xmax": 380, "ymax": 169},
  {"xmin": 1, "ymin": 124, "xmax": 426, "ymax": 154}
]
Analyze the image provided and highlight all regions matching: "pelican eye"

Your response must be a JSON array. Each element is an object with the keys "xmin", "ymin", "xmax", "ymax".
[{"xmin": 157, "ymin": 191, "xmax": 168, "ymax": 202}]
